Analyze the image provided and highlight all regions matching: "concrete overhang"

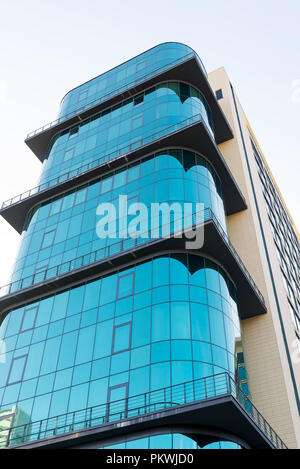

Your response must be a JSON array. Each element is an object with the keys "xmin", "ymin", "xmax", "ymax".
[
  {"xmin": 9, "ymin": 394, "xmax": 281, "ymax": 450},
  {"xmin": 25, "ymin": 55, "xmax": 233, "ymax": 161},
  {"xmin": 1, "ymin": 120, "xmax": 246, "ymax": 234},
  {"xmin": 0, "ymin": 217, "xmax": 266, "ymax": 320}
]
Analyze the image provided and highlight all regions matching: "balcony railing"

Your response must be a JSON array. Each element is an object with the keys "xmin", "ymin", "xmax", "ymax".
[
  {"xmin": 26, "ymin": 51, "xmax": 198, "ymax": 141},
  {"xmin": 0, "ymin": 372, "xmax": 287, "ymax": 449},
  {"xmin": 0, "ymin": 208, "xmax": 265, "ymax": 311},
  {"xmin": 2, "ymin": 113, "xmax": 214, "ymax": 211}
]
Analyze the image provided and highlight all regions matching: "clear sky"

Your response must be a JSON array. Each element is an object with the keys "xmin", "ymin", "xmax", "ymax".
[{"xmin": 0, "ymin": 0, "xmax": 299, "ymax": 286}]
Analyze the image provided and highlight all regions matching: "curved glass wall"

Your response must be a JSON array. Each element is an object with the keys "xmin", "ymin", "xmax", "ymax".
[
  {"xmin": 59, "ymin": 42, "xmax": 206, "ymax": 118},
  {"xmin": 41, "ymin": 81, "xmax": 214, "ymax": 185},
  {"xmin": 100, "ymin": 433, "xmax": 241, "ymax": 449},
  {"xmin": 11, "ymin": 149, "xmax": 226, "ymax": 285},
  {"xmin": 0, "ymin": 254, "xmax": 241, "ymax": 433}
]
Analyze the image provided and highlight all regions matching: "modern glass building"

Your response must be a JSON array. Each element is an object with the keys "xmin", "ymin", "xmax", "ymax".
[{"xmin": 0, "ymin": 42, "xmax": 298, "ymax": 449}]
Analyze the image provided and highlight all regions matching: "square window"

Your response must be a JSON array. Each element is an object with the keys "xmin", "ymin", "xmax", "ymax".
[
  {"xmin": 50, "ymin": 199, "xmax": 63, "ymax": 216},
  {"xmin": 33, "ymin": 266, "xmax": 48, "ymax": 284},
  {"xmin": 74, "ymin": 187, "xmax": 87, "ymax": 205},
  {"xmin": 7, "ymin": 355, "xmax": 27, "ymax": 385},
  {"xmin": 20, "ymin": 306, "xmax": 38, "ymax": 332},
  {"xmin": 133, "ymin": 94, "xmax": 144, "ymax": 106},
  {"xmin": 131, "ymin": 116, "xmax": 143, "ymax": 130},
  {"xmin": 116, "ymin": 69, "xmax": 126, "ymax": 82},
  {"xmin": 117, "ymin": 272, "xmax": 134, "ymax": 299},
  {"xmin": 63, "ymin": 147, "xmax": 75, "ymax": 161},
  {"xmin": 136, "ymin": 61, "xmax": 146, "ymax": 72},
  {"xmin": 78, "ymin": 89, "xmax": 88, "ymax": 102},
  {"xmin": 107, "ymin": 383, "xmax": 128, "ymax": 419},
  {"xmin": 127, "ymin": 164, "xmax": 140, "ymax": 183},
  {"xmin": 215, "ymin": 89, "xmax": 223, "ymax": 100},
  {"xmin": 130, "ymin": 139, "xmax": 142, "ymax": 150},
  {"xmin": 112, "ymin": 322, "xmax": 132, "ymax": 353},
  {"xmin": 41, "ymin": 230, "xmax": 56, "ymax": 249},
  {"xmin": 100, "ymin": 176, "xmax": 113, "ymax": 194},
  {"xmin": 110, "ymin": 352, "xmax": 130, "ymax": 375},
  {"xmin": 69, "ymin": 126, "xmax": 79, "ymax": 139},
  {"xmin": 85, "ymin": 134, "xmax": 97, "ymax": 152},
  {"xmin": 108, "ymin": 123, "xmax": 119, "ymax": 141}
]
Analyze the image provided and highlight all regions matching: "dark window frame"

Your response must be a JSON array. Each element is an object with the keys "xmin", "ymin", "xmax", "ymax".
[
  {"xmin": 49, "ymin": 198, "xmax": 63, "ymax": 216},
  {"xmin": 20, "ymin": 305, "xmax": 39, "ymax": 333},
  {"xmin": 33, "ymin": 265, "xmax": 49, "ymax": 284},
  {"xmin": 41, "ymin": 229, "xmax": 56, "ymax": 249},
  {"xmin": 130, "ymin": 139, "xmax": 142, "ymax": 151},
  {"xmin": 126, "ymin": 162, "xmax": 141, "ymax": 184},
  {"xmin": 7, "ymin": 354, "xmax": 28, "ymax": 386},
  {"xmin": 215, "ymin": 89, "xmax": 223, "ymax": 100},
  {"xmin": 133, "ymin": 94, "xmax": 144, "ymax": 106},
  {"xmin": 78, "ymin": 89, "xmax": 88, "ymax": 102},
  {"xmin": 107, "ymin": 382, "xmax": 129, "ymax": 420},
  {"xmin": 136, "ymin": 61, "xmax": 146, "ymax": 73},
  {"xmin": 111, "ymin": 321, "xmax": 132, "ymax": 355},
  {"xmin": 74, "ymin": 187, "xmax": 88, "ymax": 206},
  {"xmin": 131, "ymin": 115, "xmax": 143, "ymax": 131},
  {"xmin": 69, "ymin": 126, "xmax": 79, "ymax": 139},
  {"xmin": 63, "ymin": 147, "xmax": 75, "ymax": 162},
  {"xmin": 116, "ymin": 272, "xmax": 135, "ymax": 299}
]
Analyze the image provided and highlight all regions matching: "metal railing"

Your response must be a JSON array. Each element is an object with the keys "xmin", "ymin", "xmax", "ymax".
[
  {"xmin": 2, "ymin": 112, "xmax": 213, "ymax": 211},
  {"xmin": 26, "ymin": 51, "xmax": 197, "ymax": 141},
  {"xmin": 0, "ymin": 208, "xmax": 265, "ymax": 309},
  {"xmin": 0, "ymin": 372, "xmax": 287, "ymax": 449}
]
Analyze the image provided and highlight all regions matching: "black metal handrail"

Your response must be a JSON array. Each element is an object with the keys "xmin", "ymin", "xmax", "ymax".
[
  {"xmin": 2, "ymin": 112, "xmax": 213, "ymax": 211},
  {"xmin": 0, "ymin": 208, "xmax": 265, "ymax": 308},
  {"xmin": 0, "ymin": 372, "xmax": 287, "ymax": 449},
  {"xmin": 26, "ymin": 51, "xmax": 198, "ymax": 141}
]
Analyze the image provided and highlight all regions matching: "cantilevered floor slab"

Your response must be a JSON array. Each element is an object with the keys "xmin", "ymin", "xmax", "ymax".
[
  {"xmin": 1, "ymin": 119, "xmax": 246, "ymax": 234},
  {"xmin": 0, "ymin": 216, "xmax": 266, "ymax": 319},
  {"xmin": 9, "ymin": 393, "xmax": 284, "ymax": 450}
]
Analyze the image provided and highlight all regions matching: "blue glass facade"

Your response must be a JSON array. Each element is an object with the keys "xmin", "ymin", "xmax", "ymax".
[
  {"xmin": 41, "ymin": 81, "xmax": 213, "ymax": 184},
  {"xmin": 59, "ymin": 43, "xmax": 206, "ymax": 119},
  {"xmin": 0, "ymin": 42, "xmax": 256, "ymax": 450},
  {"xmin": 0, "ymin": 253, "xmax": 241, "ymax": 428},
  {"xmin": 100, "ymin": 433, "xmax": 240, "ymax": 449},
  {"xmin": 11, "ymin": 149, "xmax": 226, "ymax": 286}
]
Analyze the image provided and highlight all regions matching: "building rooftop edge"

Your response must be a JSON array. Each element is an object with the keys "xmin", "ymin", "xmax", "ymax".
[{"xmin": 59, "ymin": 41, "xmax": 206, "ymax": 105}]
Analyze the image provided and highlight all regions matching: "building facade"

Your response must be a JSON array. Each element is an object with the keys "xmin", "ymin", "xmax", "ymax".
[{"xmin": 0, "ymin": 42, "xmax": 298, "ymax": 449}]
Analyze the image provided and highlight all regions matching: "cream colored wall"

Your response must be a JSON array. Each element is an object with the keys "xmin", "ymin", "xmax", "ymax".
[{"xmin": 207, "ymin": 67, "xmax": 300, "ymax": 448}]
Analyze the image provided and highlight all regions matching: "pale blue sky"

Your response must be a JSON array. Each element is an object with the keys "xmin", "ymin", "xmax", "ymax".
[{"xmin": 0, "ymin": 0, "xmax": 299, "ymax": 286}]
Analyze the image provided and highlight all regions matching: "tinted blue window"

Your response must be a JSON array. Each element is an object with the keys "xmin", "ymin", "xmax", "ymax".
[
  {"xmin": 100, "ymin": 432, "xmax": 240, "ymax": 449},
  {"xmin": 20, "ymin": 307, "xmax": 38, "ymax": 331},
  {"xmin": 113, "ymin": 323, "xmax": 131, "ymax": 353},
  {"xmin": 7, "ymin": 356, "xmax": 27, "ymax": 384},
  {"xmin": 0, "ymin": 254, "xmax": 242, "ymax": 445}
]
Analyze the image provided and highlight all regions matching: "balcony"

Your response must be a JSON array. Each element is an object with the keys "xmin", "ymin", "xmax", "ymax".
[
  {"xmin": 1, "ymin": 115, "xmax": 246, "ymax": 234},
  {"xmin": 0, "ymin": 209, "xmax": 266, "ymax": 319},
  {"xmin": 25, "ymin": 52, "xmax": 233, "ymax": 161},
  {"xmin": 0, "ymin": 372, "xmax": 287, "ymax": 449}
]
